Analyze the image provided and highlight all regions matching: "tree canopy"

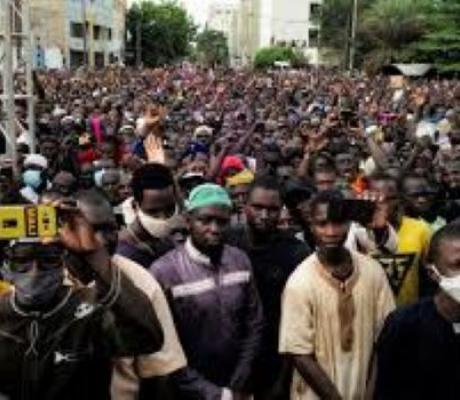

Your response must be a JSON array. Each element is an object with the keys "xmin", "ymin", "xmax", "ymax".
[
  {"xmin": 126, "ymin": 1, "xmax": 196, "ymax": 67},
  {"xmin": 254, "ymin": 46, "xmax": 305, "ymax": 69},
  {"xmin": 360, "ymin": 0, "xmax": 430, "ymax": 71},
  {"xmin": 415, "ymin": 0, "xmax": 460, "ymax": 72},
  {"xmin": 319, "ymin": 0, "xmax": 460, "ymax": 73},
  {"xmin": 195, "ymin": 29, "xmax": 229, "ymax": 66}
]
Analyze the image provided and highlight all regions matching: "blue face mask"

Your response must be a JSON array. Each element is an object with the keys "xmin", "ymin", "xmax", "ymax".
[
  {"xmin": 3, "ymin": 266, "xmax": 64, "ymax": 308},
  {"xmin": 22, "ymin": 169, "xmax": 43, "ymax": 190}
]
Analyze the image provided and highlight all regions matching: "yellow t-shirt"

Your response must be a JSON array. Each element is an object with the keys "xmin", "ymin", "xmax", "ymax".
[
  {"xmin": 0, "ymin": 281, "xmax": 11, "ymax": 295},
  {"xmin": 374, "ymin": 217, "xmax": 431, "ymax": 306}
]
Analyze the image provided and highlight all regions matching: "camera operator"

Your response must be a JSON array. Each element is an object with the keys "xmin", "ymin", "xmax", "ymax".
[{"xmin": 0, "ymin": 202, "xmax": 164, "ymax": 400}]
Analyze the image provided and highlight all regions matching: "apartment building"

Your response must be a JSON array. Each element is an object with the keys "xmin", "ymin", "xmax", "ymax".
[{"xmin": 31, "ymin": 0, "xmax": 127, "ymax": 69}]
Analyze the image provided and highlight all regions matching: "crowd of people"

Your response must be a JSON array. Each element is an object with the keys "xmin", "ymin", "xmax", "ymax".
[{"xmin": 0, "ymin": 63, "xmax": 460, "ymax": 400}]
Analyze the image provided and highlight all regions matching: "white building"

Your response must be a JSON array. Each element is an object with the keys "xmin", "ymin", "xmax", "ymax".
[
  {"xmin": 234, "ymin": 0, "xmax": 322, "ymax": 65},
  {"xmin": 205, "ymin": 1, "xmax": 240, "ymax": 65}
]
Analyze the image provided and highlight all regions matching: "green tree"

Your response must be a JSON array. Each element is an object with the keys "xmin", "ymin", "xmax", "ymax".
[
  {"xmin": 127, "ymin": 1, "xmax": 196, "ymax": 67},
  {"xmin": 416, "ymin": 0, "xmax": 460, "ymax": 72},
  {"xmin": 360, "ymin": 0, "xmax": 430, "ymax": 71},
  {"xmin": 195, "ymin": 29, "xmax": 229, "ymax": 66},
  {"xmin": 253, "ymin": 46, "xmax": 305, "ymax": 69},
  {"xmin": 318, "ymin": 0, "xmax": 373, "ymax": 68}
]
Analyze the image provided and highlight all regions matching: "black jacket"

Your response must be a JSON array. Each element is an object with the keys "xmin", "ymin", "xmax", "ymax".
[{"xmin": 0, "ymin": 261, "xmax": 164, "ymax": 400}]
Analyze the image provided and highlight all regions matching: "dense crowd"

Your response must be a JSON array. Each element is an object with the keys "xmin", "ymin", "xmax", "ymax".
[{"xmin": 0, "ymin": 64, "xmax": 460, "ymax": 400}]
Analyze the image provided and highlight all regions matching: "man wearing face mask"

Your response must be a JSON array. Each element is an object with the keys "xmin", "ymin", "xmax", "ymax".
[
  {"xmin": 375, "ymin": 222, "xmax": 460, "ymax": 400},
  {"xmin": 0, "ymin": 201, "xmax": 164, "ymax": 400},
  {"xmin": 20, "ymin": 154, "xmax": 50, "ymax": 204},
  {"xmin": 116, "ymin": 163, "xmax": 178, "ymax": 269},
  {"xmin": 279, "ymin": 190, "xmax": 395, "ymax": 400}
]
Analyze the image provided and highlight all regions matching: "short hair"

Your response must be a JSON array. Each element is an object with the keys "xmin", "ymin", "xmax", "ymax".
[
  {"xmin": 369, "ymin": 171, "xmax": 397, "ymax": 185},
  {"xmin": 76, "ymin": 188, "xmax": 111, "ymax": 209},
  {"xmin": 399, "ymin": 172, "xmax": 438, "ymax": 194},
  {"xmin": 313, "ymin": 165, "xmax": 337, "ymax": 176},
  {"xmin": 39, "ymin": 134, "xmax": 59, "ymax": 145},
  {"xmin": 309, "ymin": 189, "xmax": 347, "ymax": 223},
  {"xmin": 427, "ymin": 222, "xmax": 460, "ymax": 264},
  {"xmin": 131, "ymin": 163, "xmax": 175, "ymax": 204},
  {"xmin": 248, "ymin": 175, "xmax": 281, "ymax": 198},
  {"xmin": 308, "ymin": 152, "xmax": 335, "ymax": 176}
]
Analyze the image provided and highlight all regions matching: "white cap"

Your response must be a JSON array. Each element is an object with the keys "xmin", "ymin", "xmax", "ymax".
[
  {"xmin": 24, "ymin": 154, "xmax": 48, "ymax": 169},
  {"xmin": 193, "ymin": 125, "xmax": 213, "ymax": 138}
]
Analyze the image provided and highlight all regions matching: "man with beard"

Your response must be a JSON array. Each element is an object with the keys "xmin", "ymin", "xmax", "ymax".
[
  {"xmin": 279, "ymin": 190, "xmax": 395, "ymax": 400},
  {"xmin": 227, "ymin": 176, "xmax": 310, "ymax": 400},
  {"xmin": 150, "ymin": 183, "xmax": 263, "ymax": 400}
]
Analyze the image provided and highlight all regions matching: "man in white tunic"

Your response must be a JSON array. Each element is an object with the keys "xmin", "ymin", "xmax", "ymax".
[{"xmin": 279, "ymin": 191, "xmax": 395, "ymax": 400}]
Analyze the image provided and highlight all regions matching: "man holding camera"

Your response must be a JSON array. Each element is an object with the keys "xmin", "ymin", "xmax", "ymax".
[{"xmin": 0, "ymin": 203, "xmax": 164, "ymax": 400}]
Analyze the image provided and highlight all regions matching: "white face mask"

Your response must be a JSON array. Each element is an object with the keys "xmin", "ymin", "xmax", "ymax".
[
  {"xmin": 432, "ymin": 265, "xmax": 460, "ymax": 304},
  {"xmin": 137, "ymin": 208, "xmax": 178, "ymax": 239}
]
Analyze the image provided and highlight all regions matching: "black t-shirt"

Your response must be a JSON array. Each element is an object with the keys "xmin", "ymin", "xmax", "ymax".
[
  {"xmin": 227, "ymin": 226, "xmax": 311, "ymax": 379},
  {"xmin": 376, "ymin": 297, "xmax": 460, "ymax": 400}
]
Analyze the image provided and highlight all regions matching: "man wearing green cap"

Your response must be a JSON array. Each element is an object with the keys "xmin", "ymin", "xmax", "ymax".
[{"xmin": 150, "ymin": 183, "xmax": 263, "ymax": 400}]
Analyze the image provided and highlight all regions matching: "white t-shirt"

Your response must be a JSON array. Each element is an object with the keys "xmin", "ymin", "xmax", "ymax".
[{"xmin": 111, "ymin": 255, "xmax": 187, "ymax": 400}]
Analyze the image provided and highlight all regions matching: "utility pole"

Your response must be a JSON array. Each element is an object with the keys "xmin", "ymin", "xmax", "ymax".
[
  {"xmin": 23, "ymin": 0, "xmax": 35, "ymax": 152},
  {"xmin": 348, "ymin": 0, "xmax": 358, "ymax": 71},
  {"xmin": 0, "ymin": 0, "xmax": 35, "ymax": 175},
  {"xmin": 0, "ymin": 0, "xmax": 17, "ymax": 174}
]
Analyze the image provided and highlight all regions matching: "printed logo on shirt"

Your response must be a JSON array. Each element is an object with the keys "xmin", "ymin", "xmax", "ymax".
[
  {"xmin": 374, "ymin": 252, "xmax": 416, "ymax": 295},
  {"xmin": 54, "ymin": 351, "xmax": 81, "ymax": 365},
  {"xmin": 74, "ymin": 303, "xmax": 95, "ymax": 319}
]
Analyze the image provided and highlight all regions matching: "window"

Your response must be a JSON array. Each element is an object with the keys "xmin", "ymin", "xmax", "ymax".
[
  {"xmin": 309, "ymin": 28, "xmax": 319, "ymax": 46},
  {"xmin": 70, "ymin": 22, "xmax": 84, "ymax": 38},
  {"xmin": 70, "ymin": 50, "xmax": 85, "ymax": 67},
  {"xmin": 108, "ymin": 28, "xmax": 112, "ymax": 40},
  {"xmin": 310, "ymin": 3, "xmax": 321, "ymax": 21},
  {"xmin": 94, "ymin": 25, "xmax": 101, "ymax": 40}
]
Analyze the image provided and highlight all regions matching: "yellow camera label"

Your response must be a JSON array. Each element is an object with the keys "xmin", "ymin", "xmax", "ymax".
[
  {"xmin": 37, "ymin": 206, "xmax": 57, "ymax": 237},
  {"xmin": 0, "ymin": 207, "xmax": 27, "ymax": 239},
  {"xmin": 0, "ymin": 206, "xmax": 57, "ymax": 240}
]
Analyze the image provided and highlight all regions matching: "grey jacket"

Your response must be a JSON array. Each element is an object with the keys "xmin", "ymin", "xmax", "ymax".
[{"xmin": 150, "ymin": 239, "xmax": 264, "ymax": 400}]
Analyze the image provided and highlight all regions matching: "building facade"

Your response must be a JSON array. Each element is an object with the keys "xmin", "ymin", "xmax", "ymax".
[
  {"xmin": 233, "ymin": 0, "xmax": 322, "ymax": 65},
  {"xmin": 30, "ymin": 0, "xmax": 127, "ymax": 69},
  {"xmin": 206, "ymin": 1, "xmax": 239, "ymax": 65}
]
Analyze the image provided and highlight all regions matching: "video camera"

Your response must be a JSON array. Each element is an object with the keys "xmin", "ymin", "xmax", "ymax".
[{"xmin": 0, "ymin": 205, "xmax": 58, "ymax": 240}]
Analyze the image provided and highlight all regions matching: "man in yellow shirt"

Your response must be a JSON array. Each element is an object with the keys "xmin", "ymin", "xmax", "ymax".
[{"xmin": 369, "ymin": 173, "xmax": 431, "ymax": 305}]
